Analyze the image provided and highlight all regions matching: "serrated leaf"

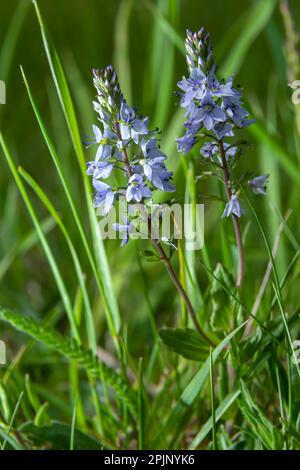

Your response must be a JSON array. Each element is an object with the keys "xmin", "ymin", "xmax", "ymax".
[{"xmin": 159, "ymin": 327, "xmax": 210, "ymax": 361}]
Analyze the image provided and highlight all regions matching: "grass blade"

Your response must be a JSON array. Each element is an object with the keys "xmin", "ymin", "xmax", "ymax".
[
  {"xmin": 1, "ymin": 391, "xmax": 24, "ymax": 450},
  {"xmin": 0, "ymin": 0, "xmax": 30, "ymax": 82}
]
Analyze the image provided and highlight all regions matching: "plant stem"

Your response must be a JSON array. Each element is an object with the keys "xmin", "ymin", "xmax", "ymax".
[{"xmin": 218, "ymin": 140, "xmax": 244, "ymax": 288}]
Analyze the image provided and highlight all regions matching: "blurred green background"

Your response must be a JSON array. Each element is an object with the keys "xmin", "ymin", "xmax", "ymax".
[{"xmin": 1, "ymin": 0, "xmax": 300, "ymax": 354}]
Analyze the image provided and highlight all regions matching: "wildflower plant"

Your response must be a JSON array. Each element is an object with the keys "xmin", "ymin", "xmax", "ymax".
[
  {"xmin": 176, "ymin": 28, "xmax": 269, "ymax": 287},
  {"xmin": 86, "ymin": 65, "xmax": 212, "ymax": 344},
  {"xmin": 0, "ymin": 0, "xmax": 298, "ymax": 451}
]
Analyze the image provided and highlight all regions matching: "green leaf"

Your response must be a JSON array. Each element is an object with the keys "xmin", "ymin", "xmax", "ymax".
[
  {"xmin": 32, "ymin": 0, "xmax": 121, "ymax": 340},
  {"xmin": 159, "ymin": 328, "xmax": 210, "ymax": 361},
  {"xmin": 0, "ymin": 383, "xmax": 12, "ymax": 422},
  {"xmin": 19, "ymin": 421, "xmax": 106, "ymax": 450}
]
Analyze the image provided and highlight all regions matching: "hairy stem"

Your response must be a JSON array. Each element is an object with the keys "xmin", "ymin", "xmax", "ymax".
[{"xmin": 218, "ymin": 140, "xmax": 244, "ymax": 288}]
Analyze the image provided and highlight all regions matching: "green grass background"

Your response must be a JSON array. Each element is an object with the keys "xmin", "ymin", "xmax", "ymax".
[{"xmin": 1, "ymin": 0, "xmax": 300, "ymax": 450}]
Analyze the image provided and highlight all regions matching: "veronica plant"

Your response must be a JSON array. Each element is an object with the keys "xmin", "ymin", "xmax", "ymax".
[
  {"xmin": 176, "ymin": 28, "xmax": 269, "ymax": 288},
  {"xmin": 86, "ymin": 65, "xmax": 213, "ymax": 344}
]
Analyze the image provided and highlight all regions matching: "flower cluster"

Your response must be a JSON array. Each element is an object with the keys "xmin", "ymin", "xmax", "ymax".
[
  {"xmin": 176, "ymin": 28, "xmax": 268, "ymax": 218},
  {"xmin": 86, "ymin": 66, "xmax": 175, "ymax": 242}
]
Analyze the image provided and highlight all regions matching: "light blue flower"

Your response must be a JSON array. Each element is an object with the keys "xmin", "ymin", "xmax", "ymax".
[{"xmin": 150, "ymin": 165, "xmax": 175, "ymax": 192}]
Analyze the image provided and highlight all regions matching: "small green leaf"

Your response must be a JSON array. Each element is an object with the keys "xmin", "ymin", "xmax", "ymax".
[
  {"xmin": 34, "ymin": 403, "xmax": 50, "ymax": 427},
  {"xmin": 159, "ymin": 327, "xmax": 210, "ymax": 361}
]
